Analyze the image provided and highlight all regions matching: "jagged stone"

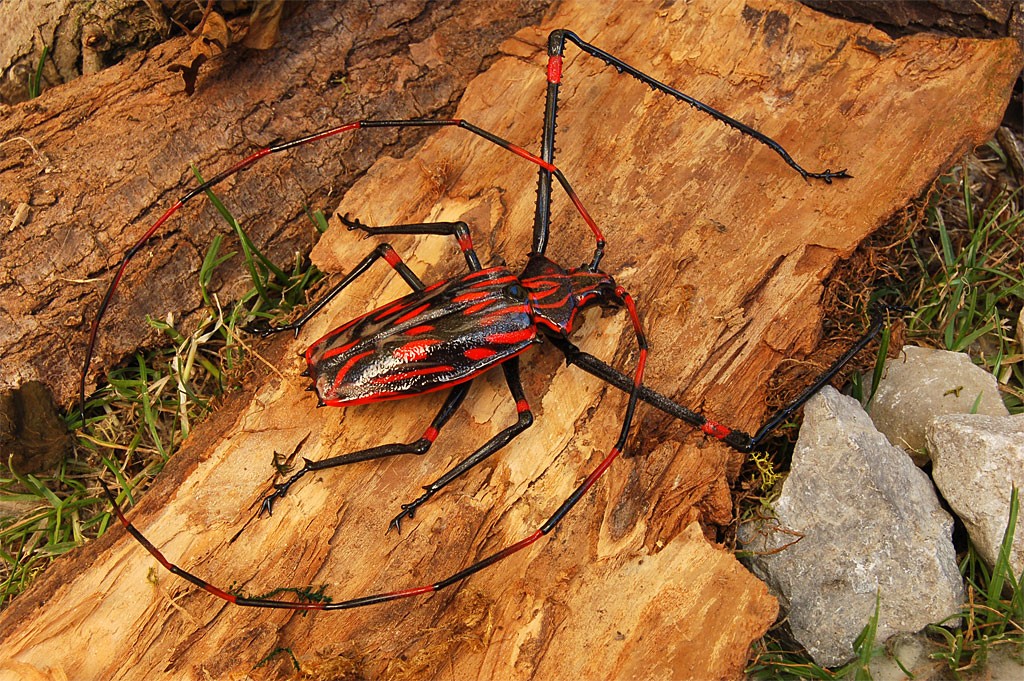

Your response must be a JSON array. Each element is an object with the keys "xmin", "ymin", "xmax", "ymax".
[
  {"xmin": 928, "ymin": 413, "xmax": 1024, "ymax": 575},
  {"xmin": 739, "ymin": 387, "xmax": 963, "ymax": 667},
  {"xmin": 866, "ymin": 345, "xmax": 1008, "ymax": 462}
]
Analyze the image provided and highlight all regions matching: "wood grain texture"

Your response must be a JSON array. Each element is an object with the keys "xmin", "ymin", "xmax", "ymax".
[{"xmin": 0, "ymin": 0, "xmax": 1019, "ymax": 679}]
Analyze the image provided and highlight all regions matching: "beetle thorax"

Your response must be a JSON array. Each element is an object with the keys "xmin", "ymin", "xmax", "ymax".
[{"xmin": 519, "ymin": 253, "xmax": 618, "ymax": 336}]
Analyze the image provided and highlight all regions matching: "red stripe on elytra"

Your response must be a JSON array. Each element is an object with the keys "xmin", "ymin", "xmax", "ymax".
[
  {"xmin": 451, "ymin": 291, "xmax": 492, "ymax": 303},
  {"xmin": 307, "ymin": 315, "xmax": 364, "ymax": 359},
  {"xmin": 322, "ymin": 389, "xmax": 403, "ymax": 407},
  {"xmin": 485, "ymin": 328, "xmax": 535, "ymax": 346},
  {"xmin": 469, "ymin": 275, "xmax": 518, "ymax": 288},
  {"xmin": 479, "ymin": 306, "xmax": 529, "ymax": 327},
  {"xmin": 370, "ymin": 299, "xmax": 409, "ymax": 323},
  {"xmin": 520, "ymin": 279, "xmax": 559, "ymax": 295},
  {"xmin": 393, "ymin": 339, "xmax": 442, "ymax": 362},
  {"xmin": 404, "ymin": 324, "xmax": 435, "ymax": 336},
  {"xmin": 372, "ymin": 365, "xmax": 454, "ymax": 385},
  {"xmin": 395, "ymin": 303, "xmax": 432, "ymax": 325},
  {"xmin": 333, "ymin": 350, "xmax": 374, "ymax": 388},
  {"xmin": 464, "ymin": 347, "xmax": 497, "ymax": 361},
  {"xmin": 320, "ymin": 337, "xmax": 362, "ymax": 360},
  {"xmin": 463, "ymin": 300, "xmax": 497, "ymax": 316}
]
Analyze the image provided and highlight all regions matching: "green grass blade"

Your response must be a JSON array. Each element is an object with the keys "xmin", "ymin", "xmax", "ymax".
[{"xmin": 28, "ymin": 46, "xmax": 48, "ymax": 98}]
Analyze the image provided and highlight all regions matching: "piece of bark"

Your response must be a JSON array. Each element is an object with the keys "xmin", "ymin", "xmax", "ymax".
[
  {"xmin": 0, "ymin": 1, "xmax": 1020, "ymax": 680},
  {"xmin": 0, "ymin": 0, "xmax": 550, "ymax": 406},
  {"xmin": 800, "ymin": 0, "xmax": 1024, "ymax": 50}
]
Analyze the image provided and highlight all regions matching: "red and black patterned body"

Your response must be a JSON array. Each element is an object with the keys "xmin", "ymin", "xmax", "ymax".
[{"xmin": 305, "ymin": 254, "xmax": 619, "ymax": 407}]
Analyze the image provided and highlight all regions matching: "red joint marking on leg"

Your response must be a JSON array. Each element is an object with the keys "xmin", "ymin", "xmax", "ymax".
[
  {"xmin": 701, "ymin": 421, "xmax": 732, "ymax": 440},
  {"xmin": 382, "ymin": 245, "xmax": 403, "ymax": 268},
  {"xmin": 464, "ymin": 347, "xmax": 497, "ymax": 362},
  {"xmin": 516, "ymin": 399, "xmax": 530, "ymax": 414},
  {"xmin": 457, "ymin": 233, "xmax": 474, "ymax": 252},
  {"xmin": 547, "ymin": 55, "xmax": 563, "ymax": 83},
  {"xmin": 423, "ymin": 426, "xmax": 439, "ymax": 443}
]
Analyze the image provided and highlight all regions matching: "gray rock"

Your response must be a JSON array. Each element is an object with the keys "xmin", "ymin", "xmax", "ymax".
[
  {"xmin": 739, "ymin": 387, "xmax": 963, "ymax": 667},
  {"xmin": 867, "ymin": 345, "xmax": 1008, "ymax": 462},
  {"xmin": 928, "ymin": 413, "xmax": 1024, "ymax": 576}
]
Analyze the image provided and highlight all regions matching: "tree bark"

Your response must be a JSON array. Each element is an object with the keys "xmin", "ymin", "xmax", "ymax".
[
  {"xmin": 801, "ymin": 0, "xmax": 1024, "ymax": 50},
  {"xmin": 0, "ymin": 0, "xmax": 1020, "ymax": 679},
  {"xmin": 0, "ymin": 0, "xmax": 550, "ymax": 406}
]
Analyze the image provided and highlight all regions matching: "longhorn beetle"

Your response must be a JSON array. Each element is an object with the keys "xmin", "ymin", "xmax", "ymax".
[{"xmin": 85, "ymin": 29, "xmax": 873, "ymax": 611}]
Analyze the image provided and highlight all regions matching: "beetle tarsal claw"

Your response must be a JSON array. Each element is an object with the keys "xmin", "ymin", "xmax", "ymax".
[{"xmin": 259, "ymin": 497, "xmax": 277, "ymax": 517}]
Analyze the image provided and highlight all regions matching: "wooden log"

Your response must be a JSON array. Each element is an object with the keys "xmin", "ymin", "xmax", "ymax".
[{"xmin": 0, "ymin": 0, "xmax": 1019, "ymax": 679}]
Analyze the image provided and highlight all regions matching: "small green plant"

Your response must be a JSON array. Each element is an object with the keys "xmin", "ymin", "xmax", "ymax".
[
  {"xmin": 908, "ymin": 169, "xmax": 1024, "ymax": 414},
  {"xmin": 746, "ymin": 595, "xmax": 883, "ymax": 679},
  {"xmin": 0, "ymin": 176, "xmax": 325, "ymax": 610},
  {"xmin": 27, "ymin": 46, "xmax": 48, "ymax": 98},
  {"xmin": 929, "ymin": 487, "xmax": 1023, "ymax": 676}
]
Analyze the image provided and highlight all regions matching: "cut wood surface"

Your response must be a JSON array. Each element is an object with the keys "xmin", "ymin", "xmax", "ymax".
[{"xmin": 1, "ymin": 0, "xmax": 1020, "ymax": 680}]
